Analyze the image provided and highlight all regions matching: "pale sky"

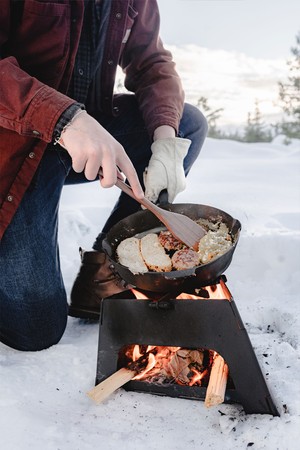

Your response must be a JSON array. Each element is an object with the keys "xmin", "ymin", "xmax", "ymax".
[{"xmin": 158, "ymin": 0, "xmax": 300, "ymax": 60}]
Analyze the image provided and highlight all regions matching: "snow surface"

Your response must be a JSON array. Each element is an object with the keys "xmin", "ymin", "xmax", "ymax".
[{"xmin": 1, "ymin": 136, "xmax": 300, "ymax": 450}]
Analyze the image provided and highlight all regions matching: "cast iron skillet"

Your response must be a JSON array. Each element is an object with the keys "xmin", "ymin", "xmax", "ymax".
[{"xmin": 102, "ymin": 203, "xmax": 241, "ymax": 292}]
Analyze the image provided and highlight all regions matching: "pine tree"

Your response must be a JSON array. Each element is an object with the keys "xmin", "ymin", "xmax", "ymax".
[
  {"xmin": 243, "ymin": 101, "xmax": 273, "ymax": 143},
  {"xmin": 197, "ymin": 97, "xmax": 224, "ymax": 139},
  {"xmin": 278, "ymin": 31, "xmax": 300, "ymax": 139}
]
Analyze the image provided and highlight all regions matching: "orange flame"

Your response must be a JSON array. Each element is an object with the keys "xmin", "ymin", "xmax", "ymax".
[
  {"xmin": 132, "ymin": 345, "xmax": 143, "ymax": 361},
  {"xmin": 189, "ymin": 368, "xmax": 208, "ymax": 386},
  {"xmin": 176, "ymin": 293, "xmax": 204, "ymax": 300},
  {"xmin": 131, "ymin": 283, "xmax": 230, "ymax": 301},
  {"xmin": 131, "ymin": 289, "xmax": 150, "ymax": 300},
  {"xmin": 133, "ymin": 353, "xmax": 157, "ymax": 380},
  {"xmin": 128, "ymin": 345, "xmax": 209, "ymax": 386}
]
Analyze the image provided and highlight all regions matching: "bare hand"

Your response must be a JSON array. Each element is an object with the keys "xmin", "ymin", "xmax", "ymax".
[{"xmin": 59, "ymin": 111, "xmax": 144, "ymax": 199}]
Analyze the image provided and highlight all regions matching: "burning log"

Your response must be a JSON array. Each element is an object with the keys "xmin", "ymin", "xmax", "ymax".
[
  {"xmin": 87, "ymin": 349, "xmax": 156, "ymax": 404},
  {"xmin": 205, "ymin": 352, "xmax": 229, "ymax": 408}
]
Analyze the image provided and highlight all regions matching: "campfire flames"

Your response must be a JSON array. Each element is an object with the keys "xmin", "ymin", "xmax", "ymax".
[
  {"xmin": 87, "ymin": 343, "xmax": 229, "ymax": 406},
  {"xmin": 125, "ymin": 345, "xmax": 212, "ymax": 387},
  {"xmin": 131, "ymin": 279, "xmax": 231, "ymax": 302}
]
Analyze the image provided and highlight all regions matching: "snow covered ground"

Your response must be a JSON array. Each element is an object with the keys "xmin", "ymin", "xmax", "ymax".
[{"xmin": 1, "ymin": 136, "xmax": 300, "ymax": 449}]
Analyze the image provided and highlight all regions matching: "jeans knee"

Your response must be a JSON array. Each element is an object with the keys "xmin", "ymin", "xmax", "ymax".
[
  {"xmin": 197, "ymin": 108, "xmax": 209, "ymax": 138},
  {"xmin": 3, "ymin": 315, "xmax": 67, "ymax": 352},
  {"xmin": 23, "ymin": 316, "xmax": 67, "ymax": 351},
  {"xmin": 180, "ymin": 103, "xmax": 208, "ymax": 173},
  {"xmin": 181, "ymin": 103, "xmax": 208, "ymax": 140},
  {"xmin": 0, "ymin": 294, "xmax": 68, "ymax": 351}
]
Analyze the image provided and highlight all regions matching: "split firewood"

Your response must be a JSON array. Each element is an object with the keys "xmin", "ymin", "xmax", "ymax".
[
  {"xmin": 86, "ymin": 367, "xmax": 136, "ymax": 404},
  {"xmin": 205, "ymin": 352, "xmax": 229, "ymax": 408},
  {"xmin": 87, "ymin": 348, "xmax": 157, "ymax": 404}
]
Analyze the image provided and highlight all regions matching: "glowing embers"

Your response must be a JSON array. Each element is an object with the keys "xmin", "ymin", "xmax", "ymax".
[
  {"xmin": 119, "ymin": 346, "xmax": 230, "ymax": 407},
  {"xmin": 121, "ymin": 345, "xmax": 212, "ymax": 387},
  {"xmin": 88, "ymin": 344, "xmax": 229, "ymax": 407}
]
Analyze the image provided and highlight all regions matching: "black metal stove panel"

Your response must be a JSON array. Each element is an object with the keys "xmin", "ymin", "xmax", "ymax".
[{"xmin": 95, "ymin": 295, "xmax": 279, "ymax": 416}]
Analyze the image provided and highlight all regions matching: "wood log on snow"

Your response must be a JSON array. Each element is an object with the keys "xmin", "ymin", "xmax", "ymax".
[
  {"xmin": 87, "ymin": 349, "xmax": 156, "ymax": 404},
  {"xmin": 87, "ymin": 367, "xmax": 136, "ymax": 404},
  {"xmin": 205, "ymin": 352, "xmax": 229, "ymax": 408}
]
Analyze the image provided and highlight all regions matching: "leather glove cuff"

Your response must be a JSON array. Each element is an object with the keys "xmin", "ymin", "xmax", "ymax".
[
  {"xmin": 144, "ymin": 137, "xmax": 191, "ymax": 203},
  {"xmin": 151, "ymin": 137, "xmax": 191, "ymax": 160}
]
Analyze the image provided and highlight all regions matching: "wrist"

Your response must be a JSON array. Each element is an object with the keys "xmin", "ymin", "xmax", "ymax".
[
  {"xmin": 53, "ymin": 103, "xmax": 85, "ymax": 146},
  {"xmin": 54, "ymin": 109, "xmax": 86, "ymax": 147},
  {"xmin": 153, "ymin": 125, "xmax": 176, "ymax": 141}
]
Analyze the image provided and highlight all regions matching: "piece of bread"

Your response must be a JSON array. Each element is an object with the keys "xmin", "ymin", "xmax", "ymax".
[
  {"xmin": 116, "ymin": 237, "xmax": 148, "ymax": 274},
  {"xmin": 171, "ymin": 248, "xmax": 200, "ymax": 270},
  {"xmin": 158, "ymin": 230, "xmax": 186, "ymax": 252},
  {"xmin": 140, "ymin": 233, "xmax": 172, "ymax": 272}
]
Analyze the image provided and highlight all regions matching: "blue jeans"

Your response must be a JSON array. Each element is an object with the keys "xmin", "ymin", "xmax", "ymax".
[{"xmin": 0, "ymin": 95, "xmax": 207, "ymax": 351}]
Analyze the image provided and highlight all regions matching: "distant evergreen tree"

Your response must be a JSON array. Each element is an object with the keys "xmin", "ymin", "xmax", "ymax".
[
  {"xmin": 197, "ymin": 96, "xmax": 224, "ymax": 138},
  {"xmin": 223, "ymin": 130, "xmax": 243, "ymax": 142},
  {"xmin": 277, "ymin": 31, "xmax": 300, "ymax": 139},
  {"xmin": 243, "ymin": 101, "xmax": 273, "ymax": 143}
]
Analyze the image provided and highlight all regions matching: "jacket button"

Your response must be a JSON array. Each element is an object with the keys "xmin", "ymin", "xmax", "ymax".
[
  {"xmin": 7, "ymin": 195, "xmax": 13, "ymax": 202},
  {"xmin": 115, "ymin": 12, "xmax": 122, "ymax": 19},
  {"xmin": 29, "ymin": 152, "xmax": 36, "ymax": 159},
  {"xmin": 107, "ymin": 59, "xmax": 113, "ymax": 65}
]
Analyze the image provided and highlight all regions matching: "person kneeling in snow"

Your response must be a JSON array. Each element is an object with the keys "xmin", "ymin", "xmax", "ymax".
[{"xmin": 0, "ymin": 0, "xmax": 207, "ymax": 351}]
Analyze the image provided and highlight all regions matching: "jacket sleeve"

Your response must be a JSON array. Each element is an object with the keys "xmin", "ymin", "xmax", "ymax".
[
  {"xmin": 0, "ymin": 56, "xmax": 75, "ymax": 143},
  {"xmin": 119, "ymin": 0, "xmax": 185, "ymax": 138},
  {"xmin": 0, "ymin": 3, "xmax": 75, "ymax": 143}
]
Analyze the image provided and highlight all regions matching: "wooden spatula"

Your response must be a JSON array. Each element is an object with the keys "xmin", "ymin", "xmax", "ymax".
[{"xmin": 100, "ymin": 171, "xmax": 207, "ymax": 250}]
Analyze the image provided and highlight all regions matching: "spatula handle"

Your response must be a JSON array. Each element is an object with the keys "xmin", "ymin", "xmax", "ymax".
[
  {"xmin": 115, "ymin": 178, "xmax": 161, "ymax": 215},
  {"xmin": 98, "ymin": 168, "xmax": 160, "ymax": 215}
]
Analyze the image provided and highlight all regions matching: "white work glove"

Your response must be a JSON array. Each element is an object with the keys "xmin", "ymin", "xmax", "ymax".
[{"xmin": 144, "ymin": 137, "xmax": 191, "ymax": 203}]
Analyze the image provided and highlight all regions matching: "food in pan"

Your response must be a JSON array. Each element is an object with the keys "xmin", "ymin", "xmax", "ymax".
[
  {"xmin": 197, "ymin": 223, "xmax": 232, "ymax": 264},
  {"xmin": 116, "ymin": 236, "xmax": 148, "ymax": 274},
  {"xmin": 116, "ymin": 220, "xmax": 233, "ymax": 274},
  {"xmin": 140, "ymin": 233, "xmax": 172, "ymax": 272},
  {"xmin": 171, "ymin": 248, "xmax": 200, "ymax": 270},
  {"xmin": 158, "ymin": 230, "xmax": 186, "ymax": 251}
]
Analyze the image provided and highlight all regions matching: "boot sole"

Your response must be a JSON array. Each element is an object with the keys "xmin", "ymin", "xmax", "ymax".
[{"xmin": 68, "ymin": 305, "xmax": 100, "ymax": 320}]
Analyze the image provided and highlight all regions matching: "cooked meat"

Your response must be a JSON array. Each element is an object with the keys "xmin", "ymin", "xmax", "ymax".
[
  {"xmin": 171, "ymin": 248, "xmax": 200, "ymax": 270},
  {"xmin": 116, "ymin": 237, "xmax": 148, "ymax": 274},
  {"xmin": 140, "ymin": 233, "xmax": 172, "ymax": 272},
  {"xmin": 158, "ymin": 230, "xmax": 186, "ymax": 251},
  {"xmin": 198, "ymin": 223, "xmax": 232, "ymax": 264}
]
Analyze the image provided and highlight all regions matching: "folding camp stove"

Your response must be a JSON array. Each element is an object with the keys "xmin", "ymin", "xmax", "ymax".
[{"xmin": 95, "ymin": 275, "xmax": 279, "ymax": 416}]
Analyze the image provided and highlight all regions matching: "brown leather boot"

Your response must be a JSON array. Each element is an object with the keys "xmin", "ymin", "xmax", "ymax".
[{"xmin": 69, "ymin": 248, "xmax": 128, "ymax": 319}]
